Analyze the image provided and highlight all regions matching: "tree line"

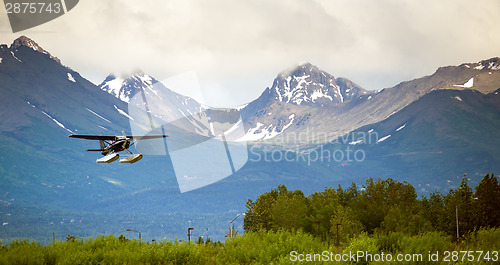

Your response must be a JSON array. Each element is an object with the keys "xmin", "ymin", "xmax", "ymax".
[{"xmin": 243, "ymin": 173, "xmax": 500, "ymax": 244}]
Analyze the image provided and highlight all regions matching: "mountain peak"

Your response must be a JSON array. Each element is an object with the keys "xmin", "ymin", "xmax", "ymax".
[
  {"xmin": 10, "ymin": 35, "xmax": 61, "ymax": 64},
  {"xmin": 11, "ymin": 36, "xmax": 46, "ymax": 53},
  {"xmin": 99, "ymin": 71, "xmax": 156, "ymax": 103},
  {"xmin": 279, "ymin": 62, "xmax": 319, "ymax": 78},
  {"xmin": 268, "ymin": 63, "xmax": 368, "ymax": 106}
]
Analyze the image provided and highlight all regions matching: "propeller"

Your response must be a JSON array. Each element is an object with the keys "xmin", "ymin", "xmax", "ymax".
[{"xmin": 122, "ymin": 130, "xmax": 129, "ymax": 149}]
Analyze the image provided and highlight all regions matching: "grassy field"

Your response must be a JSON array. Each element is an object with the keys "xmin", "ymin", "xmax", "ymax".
[{"xmin": 1, "ymin": 228, "xmax": 499, "ymax": 264}]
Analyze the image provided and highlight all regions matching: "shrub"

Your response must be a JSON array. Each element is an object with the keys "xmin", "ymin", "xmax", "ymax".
[{"xmin": 343, "ymin": 233, "xmax": 378, "ymax": 264}]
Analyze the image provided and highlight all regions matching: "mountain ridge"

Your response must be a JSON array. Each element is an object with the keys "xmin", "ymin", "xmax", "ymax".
[
  {"xmin": 237, "ymin": 57, "xmax": 500, "ymax": 144},
  {"xmin": 96, "ymin": 56, "xmax": 500, "ymax": 144}
]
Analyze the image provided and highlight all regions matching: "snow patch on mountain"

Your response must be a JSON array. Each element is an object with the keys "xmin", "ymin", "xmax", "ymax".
[
  {"xmin": 86, "ymin": 108, "xmax": 111, "ymax": 123},
  {"xmin": 489, "ymin": 62, "xmax": 500, "ymax": 70},
  {"xmin": 310, "ymin": 90, "xmax": 333, "ymax": 102},
  {"xmin": 386, "ymin": 110, "xmax": 397, "ymax": 119},
  {"xmin": 41, "ymin": 110, "xmax": 73, "ymax": 133},
  {"xmin": 349, "ymin": 139, "xmax": 364, "ymax": 145},
  {"xmin": 67, "ymin": 73, "xmax": 76, "ymax": 83},
  {"xmin": 101, "ymin": 77, "xmax": 128, "ymax": 102},
  {"xmin": 454, "ymin": 78, "xmax": 473, "ymax": 88},
  {"xmin": 396, "ymin": 123, "xmax": 407, "ymax": 132},
  {"xmin": 114, "ymin": 105, "xmax": 134, "ymax": 120},
  {"xmin": 10, "ymin": 51, "xmax": 21, "ymax": 63},
  {"xmin": 26, "ymin": 101, "xmax": 73, "ymax": 133},
  {"xmin": 238, "ymin": 122, "xmax": 266, "ymax": 142},
  {"xmin": 283, "ymin": 114, "xmax": 295, "ymax": 131},
  {"xmin": 238, "ymin": 114, "xmax": 295, "ymax": 142},
  {"xmin": 335, "ymin": 83, "xmax": 343, "ymax": 102},
  {"xmin": 377, "ymin": 135, "xmax": 391, "ymax": 143}
]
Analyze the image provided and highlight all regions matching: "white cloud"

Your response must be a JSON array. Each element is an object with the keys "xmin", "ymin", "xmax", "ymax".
[{"xmin": 0, "ymin": 0, "xmax": 499, "ymax": 107}]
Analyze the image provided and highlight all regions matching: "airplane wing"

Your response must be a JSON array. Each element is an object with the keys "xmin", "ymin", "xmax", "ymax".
[
  {"xmin": 68, "ymin": 135, "xmax": 118, "ymax": 140},
  {"xmin": 131, "ymin": 135, "xmax": 168, "ymax": 140},
  {"xmin": 69, "ymin": 134, "xmax": 168, "ymax": 140}
]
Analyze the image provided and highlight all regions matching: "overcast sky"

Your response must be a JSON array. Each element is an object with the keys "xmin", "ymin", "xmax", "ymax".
[{"xmin": 1, "ymin": 0, "xmax": 499, "ymax": 107}]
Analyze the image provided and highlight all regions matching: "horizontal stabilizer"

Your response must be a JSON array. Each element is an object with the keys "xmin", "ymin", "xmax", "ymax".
[{"xmin": 87, "ymin": 149, "xmax": 104, "ymax": 152}]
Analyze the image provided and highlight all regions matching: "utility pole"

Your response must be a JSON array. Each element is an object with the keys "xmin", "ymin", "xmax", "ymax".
[
  {"xmin": 456, "ymin": 205, "xmax": 459, "ymax": 239},
  {"xmin": 313, "ymin": 220, "xmax": 323, "ymax": 238},
  {"xmin": 188, "ymin": 228, "xmax": 193, "ymax": 242},
  {"xmin": 229, "ymin": 213, "xmax": 245, "ymax": 239},
  {"xmin": 126, "ymin": 229, "xmax": 141, "ymax": 242}
]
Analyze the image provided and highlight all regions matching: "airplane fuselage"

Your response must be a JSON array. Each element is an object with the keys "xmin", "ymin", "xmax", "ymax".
[{"xmin": 102, "ymin": 139, "xmax": 130, "ymax": 155}]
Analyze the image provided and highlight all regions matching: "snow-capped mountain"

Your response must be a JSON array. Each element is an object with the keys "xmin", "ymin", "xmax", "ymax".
[
  {"xmin": 0, "ymin": 36, "xmax": 151, "ymax": 211},
  {"xmin": 239, "ymin": 58, "xmax": 500, "ymax": 145},
  {"xmin": 268, "ymin": 62, "xmax": 369, "ymax": 106},
  {"xmin": 0, "ymin": 36, "xmax": 129, "ymax": 135},
  {"xmin": 99, "ymin": 72, "xmax": 205, "ymax": 119},
  {"xmin": 238, "ymin": 63, "xmax": 375, "ymax": 143},
  {"xmin": 98, "ymin": 72, "xmax": 217, "ymax": 141},
  {"xmin": 99, "ymin": 72, "xmax": 155, "ymax": 103}
]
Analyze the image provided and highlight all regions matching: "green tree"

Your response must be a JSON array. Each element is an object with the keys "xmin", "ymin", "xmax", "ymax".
[
  {"xmin": 474, "ymin": 173, "xmax": 500, "ymax": 228},
  {"xmin": 306, "ymin": 187, "xmax": 339, "ymax": 238},
  {"xmin": 444, "ymin": 176, "xmax": 475, "ymax": 238},
  {"xmin": 338, "ymin": 182, "xmax": 358, "ymax": 206},
  {"xmin": 243, "ymin": 185, "xmax": 309, "ymax": 232},
  {"xmin": 353, "ymin": 178, "xmax": 418, "ymax": 233},
  {"xmin": 420, "ymin": 191, "xmax": 446, "ymax": 231},
  {"xmin": 329, "ymin": 205, "xmax": 363, "ymax": 245},
  {"xmin": 243, "ymin": 188, "xmax": 278, "ymax": 231},
  {"xmin": 381, "ymin": 205, "xmax": 431, "ymax": 235},
  {"xmin": 270, "ymin": 189, "xmax": 309, "ymax": 231}
]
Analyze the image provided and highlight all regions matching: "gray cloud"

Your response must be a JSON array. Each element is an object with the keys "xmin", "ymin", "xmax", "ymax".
[{"xmin": 0, "ymin": 0, "xmax": 499, "ymax": 107}]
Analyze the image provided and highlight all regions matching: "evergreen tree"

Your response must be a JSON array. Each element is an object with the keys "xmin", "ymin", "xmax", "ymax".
[
  {"xmin": 420, "ymin": 191, "xmax": 446, "ymax": 231},
  {"xmin": 474, "ymin": 173, "xmax": 500, "ymax": 227},
  {"xmin": 307, "ymin": 187, "xmax": 339, "ymax": 237},
  {"xmin": 444, "ymin": 176, "xmax": 474, "ymax": 238}
]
